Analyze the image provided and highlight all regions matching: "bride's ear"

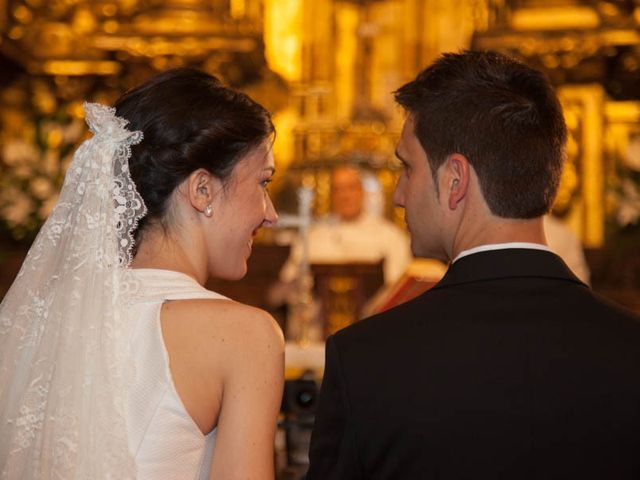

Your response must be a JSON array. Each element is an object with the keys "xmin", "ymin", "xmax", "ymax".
[{"xmin": 183, "ymin": 169, "xmax": 221, "ymax": 216}]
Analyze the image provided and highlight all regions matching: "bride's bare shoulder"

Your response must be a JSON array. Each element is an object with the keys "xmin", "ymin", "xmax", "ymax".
[
  {"xmin": 161, "ymin": 297, "xmax": 284, "ymax": 360},
  {"xmin": 159, "ymin": 298, "xmax": 283, "ymax": 434}
]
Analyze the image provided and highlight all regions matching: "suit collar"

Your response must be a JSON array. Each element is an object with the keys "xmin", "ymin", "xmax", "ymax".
[{"xmin": 433, "ymin": 248, "xmax": 586, "ymax": 290}]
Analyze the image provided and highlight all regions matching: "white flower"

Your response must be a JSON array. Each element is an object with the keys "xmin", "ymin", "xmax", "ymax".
[
  {"xmin": 62, "ymin": 120, "xmax": 85, "ymax": 143},
  {"xmin": 30, "ymin": 177, "xmax": 54, "ymax": 200},
  {"xmin": 42, "ymin": 150, "xmax": 61, "ymax": 176},
  {"xmin": 2, "ymin": 190, "xmax": 34, "ymax": 226},
  {"xmin": 14, "ymin": 164, "xmax": 34, "ymax": 179},
  {"xmin": 625, "ymin": 136, "xmax": 640, "ymax": 172},
  {"xmin": 2, "ymin": 140, "xmax": 39, "ymax": 167},
  {"xmin": 616, "ymin": 178, "xmax": 640, "ymax": 227}
]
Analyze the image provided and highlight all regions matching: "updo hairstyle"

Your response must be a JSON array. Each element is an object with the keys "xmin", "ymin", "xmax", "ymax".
[{"xmin": 114, "ymin": 68, "xmax": 274, "ymax": 240}]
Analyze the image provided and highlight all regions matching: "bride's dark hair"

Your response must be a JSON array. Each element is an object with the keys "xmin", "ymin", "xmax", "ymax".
[{"xmin": 115, "ymin": 67, "xmax": 274, "ymax": 238}]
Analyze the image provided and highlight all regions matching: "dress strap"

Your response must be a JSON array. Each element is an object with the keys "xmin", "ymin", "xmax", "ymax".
[{"xmin": 123, "ymin": 268, "xmax": 229, "ymax": 304}]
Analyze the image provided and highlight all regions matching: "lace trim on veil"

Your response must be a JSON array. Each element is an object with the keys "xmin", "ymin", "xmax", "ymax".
[
  {"xmin": 0, "ymin": 103, "xmax": 145, "ymax": 479},
  {"xmin": 85, "ymin": 102, "xmax": 146, "ymax": 266}
]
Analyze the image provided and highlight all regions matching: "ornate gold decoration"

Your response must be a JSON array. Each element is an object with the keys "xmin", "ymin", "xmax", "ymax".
[
  {"xmin": 4, "ymin": 0, "xmax": 637, "ymax": 250},
  {"xmin": 558, "ymin": 85, "xmax": 606, "ymax": 248},
  {"xmin": 1, "ymin": 0, "xmax": 264, "ymax": 75},
  {"xmin": 474, "ymin": 1, "xmax": 640, "ymax": 248},
  {"xmin": 327, "ymin": 275, "xmax": 359, "ymax": 335},
  {"xmin": 267, "ymin": 0, "xmax": 485, "ymax": 219},
  {"xmin": 603, "ymin": 101, "xmax": 640, "ymax": 227},
  {"xmin": 0, "ymin": 0, "xmax": 278, "ymax": 241}
]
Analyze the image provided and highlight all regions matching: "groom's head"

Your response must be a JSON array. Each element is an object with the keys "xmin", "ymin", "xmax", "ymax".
[{"xmin": 392, "ymin": 50, "xmax": 567, "ymax": 259}]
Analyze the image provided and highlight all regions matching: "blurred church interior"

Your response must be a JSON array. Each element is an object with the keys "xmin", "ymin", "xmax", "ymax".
[
  {"xmin": 2, "ymin": 0, "xmax": 639, "ymax": 308},
  {"xmin": 1, "ymin": 1, "xmax": 640, "ymax": 474}
]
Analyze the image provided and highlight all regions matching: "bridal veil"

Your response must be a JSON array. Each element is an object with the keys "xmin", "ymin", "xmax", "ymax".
[{"xmin": 0, "ymin": 103, "xmax": 145, "ymax": 479}]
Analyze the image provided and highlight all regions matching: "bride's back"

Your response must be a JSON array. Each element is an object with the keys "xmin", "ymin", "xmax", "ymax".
[
  {"xmin": 117, "ymin": 69, "xmax": 284, "ymax": 479},
  {"xmin": 0, "ymin": 68, "xmax": 283, "ymax": 480}
]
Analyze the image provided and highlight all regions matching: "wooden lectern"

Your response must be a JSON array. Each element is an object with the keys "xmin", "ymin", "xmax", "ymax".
[
  {"xmin": 367, "ymin": 258, "xmax": 448, "ymax": 315},
  {"xmin": 311, "ymin": 261, "xmax": 384, "ymax": 338}
]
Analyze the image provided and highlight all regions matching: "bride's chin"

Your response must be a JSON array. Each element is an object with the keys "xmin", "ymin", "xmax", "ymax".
[
  {"xmin": 208, "ymin": 257, "xmax": 248, "ymax": 282},
  {"xmin": 230, "ymin": 268, "xmax": 248, "ymax": 282},
  {"xmin": 227, "ymin": 261, "xmax": 249, "ymax": 282}
]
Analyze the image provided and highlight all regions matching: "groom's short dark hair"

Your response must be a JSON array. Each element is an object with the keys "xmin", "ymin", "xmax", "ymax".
[{"xmin": 395, "ymin": 50, "xmax": 567, "ymax": 219}]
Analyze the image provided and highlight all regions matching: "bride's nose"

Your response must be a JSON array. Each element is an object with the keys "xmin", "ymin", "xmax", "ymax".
[{"xmin": 262, "ymin": 194, "xmax": 278, "ymax": 227}]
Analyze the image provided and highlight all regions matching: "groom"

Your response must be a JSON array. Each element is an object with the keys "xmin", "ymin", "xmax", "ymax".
[{"xmin": 306, "ymin": 51, "xmax": 640, "ymax": 479}]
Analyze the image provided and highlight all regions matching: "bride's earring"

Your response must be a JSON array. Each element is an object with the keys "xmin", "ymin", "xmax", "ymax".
[{"xmin": 204, "ymin": 204, "xmax": 213, "ymax": 217}]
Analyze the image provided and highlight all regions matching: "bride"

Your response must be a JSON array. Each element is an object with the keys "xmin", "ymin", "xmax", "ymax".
[{"xmin": 0, "ymin": 69, "xmax": 284, "ymax": 479}]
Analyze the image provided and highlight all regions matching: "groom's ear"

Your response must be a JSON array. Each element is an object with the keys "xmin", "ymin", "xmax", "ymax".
[{"xmin": 444, "ymin": 154, "xmax": 470, "ymax": 210}]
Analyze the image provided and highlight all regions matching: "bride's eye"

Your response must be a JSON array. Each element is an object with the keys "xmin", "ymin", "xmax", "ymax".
[{"xmin": 261, "ymin": 178, "xmax": 273, "ymax": 189}]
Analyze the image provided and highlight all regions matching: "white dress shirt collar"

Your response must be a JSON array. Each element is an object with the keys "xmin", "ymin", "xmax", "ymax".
[{"xmin": 452, "ymin": 242, "xmax": 551, "ymax": 264}]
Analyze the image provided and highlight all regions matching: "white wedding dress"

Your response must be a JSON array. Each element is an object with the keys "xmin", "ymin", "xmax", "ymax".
[
  {"xmin": 0, "ymin": 104, "xmax": 234, "ymax": 479},
  {"xmin": 124, "ymin": 268, "xmax": 227, "ymax": 480}
]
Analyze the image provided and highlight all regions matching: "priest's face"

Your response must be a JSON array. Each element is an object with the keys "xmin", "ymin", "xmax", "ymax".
[
  {"xmin": 393, "ymin": 116, "xmax": 448, "ymax": 262},
  {"xmin": 331, "ymin": 166, "xmax": 364, "ymax": 221}
]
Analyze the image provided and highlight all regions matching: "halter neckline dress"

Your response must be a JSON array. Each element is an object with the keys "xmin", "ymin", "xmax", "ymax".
[{"xmin": 124, "ymin": 268, "xmax": 227, "ymax": 480}]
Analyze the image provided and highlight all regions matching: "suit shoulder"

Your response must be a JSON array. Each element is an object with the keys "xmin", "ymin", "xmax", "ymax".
[{"xmin": 589, "ymin": 290, "xmax": 640, "ymax": 328}]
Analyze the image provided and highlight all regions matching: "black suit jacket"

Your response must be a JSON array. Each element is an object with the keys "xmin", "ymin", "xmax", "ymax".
[{"xmin": 307, "ymin": 249, "xmax": 640, "ymax": 479}]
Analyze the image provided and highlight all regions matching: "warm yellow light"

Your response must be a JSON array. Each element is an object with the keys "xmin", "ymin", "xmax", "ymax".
[
  {"xmin": 511, "ymin": 7, "xmax": 600, "ymax": 30},
  {"xmin": 605, "ymin": 102, "xmax": 640, "ymax": 123},
  {"xmin": 335, "ymin": 3, "xmax": 358, "ymax": 120},
  {"xmin": 559, "ymin": 85, "xmax": 606, "ymax": 248},
  {"xmin": 230, "ymin": 0, "xmax": 246, "ymax": 19},
  {"xmin": 72, "ymin": 8, "xmax": 97, "ymax": 34},
  {"xmin": 103, "ymin": 20, "xmax": 119, "ymax": 33},
  {"xmin": 13, "ymin": 5, "xmax": 33, "ymax": 24},
  {"xmin": 102, "ymin": 4, "xmax": 118, "ymax": 16},
  {"xmin": 40, "ymin": 60, "xmax": 121, "ymax": 76},
  {"xmin": 264, "ymin": 0, "xmax": 302, "ymax": 82},
  {"xmin": 47, "ymin": 129, "xmax": 62, "ymax": 150},
  {"xmin": 601, "ymin": 30, "xmax": 640, "ymax": 46},
  {"xmin": 8, "ymin": 26, "xmax": 24, "ymax": 40}
]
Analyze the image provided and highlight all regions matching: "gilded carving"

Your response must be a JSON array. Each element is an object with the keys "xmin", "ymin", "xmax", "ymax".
[{"xmin": 1, "ymin": 0, "xmax": 639, "ymax": 280}]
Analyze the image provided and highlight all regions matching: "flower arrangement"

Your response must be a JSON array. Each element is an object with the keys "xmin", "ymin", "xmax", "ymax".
[
  {"xmin": 600, "ymin": 133, "xmax": 640, "ymax": 289},
  {"xmin": 611, "ymin": 135, "xmax": 640, "ymax": 228},
  {"xmin": 0, "ymin": 81, "xmax": 85, "ymax": 242}
]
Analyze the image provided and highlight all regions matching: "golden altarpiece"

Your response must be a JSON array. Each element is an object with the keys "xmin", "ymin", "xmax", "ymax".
[
  {"xmin": 472, "ymin": 0, "xmax": 640, "ymax": 311},
  {"xmin": 1, "ymin": 0, "xmax": 639, "ymax": 321}
]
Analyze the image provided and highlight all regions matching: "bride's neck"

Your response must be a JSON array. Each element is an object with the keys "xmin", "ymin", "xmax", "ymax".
[{"xmin": 130, "ymin": 227, "xmax": 206, "ymax": 283}]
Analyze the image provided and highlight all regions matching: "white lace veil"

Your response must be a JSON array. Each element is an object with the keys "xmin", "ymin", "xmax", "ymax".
[{"xmin": 0, "ymin": 103, "xmax": 145, "ymax": 479}]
